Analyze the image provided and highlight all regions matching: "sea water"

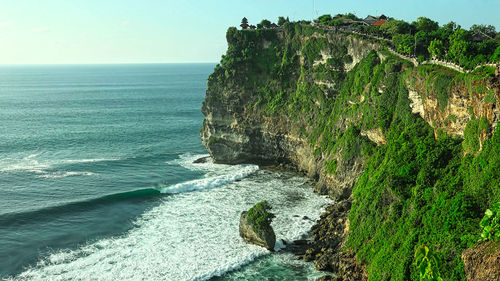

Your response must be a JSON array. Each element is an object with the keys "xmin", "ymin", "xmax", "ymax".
[{"xmin": 0, "ymin": 64, "xmax": 330, "ymax": 280}]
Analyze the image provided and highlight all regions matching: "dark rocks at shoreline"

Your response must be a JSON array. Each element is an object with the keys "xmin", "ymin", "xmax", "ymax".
[
  {"xmin": 301, "ymin": 200, "xmax": 367, "ymax": 281},
  {"xmin": 193, "ymin": 156, "xmax": 211, "ymax": 164},
  {"xmin": 317, "ymin": 275, "xmax": 343, "ymax": 281},
  {"xmin": 281, "ymin": 239, "xmax": 310, "ymax": 256}
]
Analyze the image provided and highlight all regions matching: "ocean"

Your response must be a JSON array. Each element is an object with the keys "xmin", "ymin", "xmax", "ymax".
[{"xmin": 0, "ymin": 64, "xmax": 330, "ymax": 280}]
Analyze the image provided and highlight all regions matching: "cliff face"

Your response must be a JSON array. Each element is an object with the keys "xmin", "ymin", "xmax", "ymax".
[
  {"xmin": 202, "ymin": 96, "xmax": 310, "ymax": 166},
  {"xmin": 201, "ymin": 23, "xmax": 500, "ymax": 280},
  {"xmin": 202, "ymin": 26, "xmax": 378, "ymax": 199},
  {"xmin": 407, "ymin": 70, "xmax": 500, "ymax": 137}
]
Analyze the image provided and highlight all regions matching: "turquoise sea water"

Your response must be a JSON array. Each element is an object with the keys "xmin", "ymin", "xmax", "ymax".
[{"xmin": 0, "ymin": 64, "xmax": 330, "ymax": 280}]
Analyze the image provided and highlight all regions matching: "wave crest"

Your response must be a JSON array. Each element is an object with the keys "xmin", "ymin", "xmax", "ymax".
[{"xmin": 159, "ymin": 164, "xmax": 259, "ymax": 194}]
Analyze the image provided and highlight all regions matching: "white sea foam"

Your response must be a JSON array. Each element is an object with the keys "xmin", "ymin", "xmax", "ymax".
[
  {"xmin": 0, "ymin": 155, "xmax": 50, "ymax": 174},
  {"xmin": 167, "ymin": 153, "xmax": 243, "ymax": 178},
  {"xmin": 62, "ymin": 158, "xmax": 120, "ymax": 164},
  {"xmin": 159, "ymin": 164, "xmax": 259, "ymax": 194},
  {"xmin": 10, "ymin": 160, "xmax": 331, "ymax": 281},
  {"xmin": 0, "ymin": 154, "xmax": 117, "ymax": 177},
  {"xmin": 37, "ymin": 171, "xmax": 96, "ymax": 179}
]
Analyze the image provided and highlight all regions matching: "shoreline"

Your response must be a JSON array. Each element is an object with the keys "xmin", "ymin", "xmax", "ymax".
[
  {"xmin": 260, "ymin": 164, "xmax": 364, "ymax": 280},
  {"xmin": 194, "ymin": 156, "xmax": 358, "ymax": 280}
]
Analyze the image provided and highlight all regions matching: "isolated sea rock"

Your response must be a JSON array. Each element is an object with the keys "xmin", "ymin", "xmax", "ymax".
[
  {"xmin": 239, "ymin": 201, "xmax": 276, "ymax": 250},
  {"xmin": 461, "ymin": 241, "xmax": 500, "ymax": 281}
]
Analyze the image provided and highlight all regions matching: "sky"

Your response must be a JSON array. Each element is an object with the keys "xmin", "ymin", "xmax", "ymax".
[{"xmin": 0, "ymin": 0, "xmax": 499, "ymax": 64}]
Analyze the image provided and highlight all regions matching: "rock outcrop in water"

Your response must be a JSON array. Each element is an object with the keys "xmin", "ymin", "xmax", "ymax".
[
  {"xmin": 239, "ymin": 201, "xmax": 276, "ymax": 250},
  {"xmin": 239, "ymin": 211, "xmax": 276, "ymax": 250},
  {"xmin": 201, "ymin": 22, "xmax": 500, "ymax": 280}
]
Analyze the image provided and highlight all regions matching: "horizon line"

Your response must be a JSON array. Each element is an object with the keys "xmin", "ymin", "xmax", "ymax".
[{"xmin": 0, "ymin": 62, "xmax": 219, "ymax": 66}]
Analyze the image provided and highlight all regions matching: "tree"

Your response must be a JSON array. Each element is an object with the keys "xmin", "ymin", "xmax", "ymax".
[
  {"xmin": 277, "ymin": 16, "xmax": 288, "ymax": 26},
  {"xmin": 226, "ymin": 27, "xmax": 239, "ymax": 44},
  {"xmin": 470, "ymin": 24, "xmax": 496, "ymax": 39},
  {"xmin": 368, "ymin": 25, "xmax": 383, "ymax": 36},
  {"xmin": 257, "ymin": 19, "xmax": 272, "ymax": 29},
  {"xmin": 328, "ymin": 19, "xmax": 344, "ymax": 26},
  {"xmin": 428, "ymin": 39, "xmax": 445, "ymax": 59},
  {"xmin": 415, "ymin": 30, "xmax": 432, "ymax": 56},
  {"xmin": 476, "ymin": 40, "xmax": 499, "ymax": 56},
  {"xmin": 341, "ymin": 13, "xmax": 359, "ymax": 21},
  {"xmin": 392, "ymin": 33, "xmax": 414, "ymax": 54},
  {"xmin": 380, "ymin": 20, "xmax": 412, "ymax": 37},
  {"xmin": 437, "ymin": 21, "xmax": 457, "ymax": 46},
  {"xmin": 316, "ymin": 14, "xmax": 332, "ymax": 25},
  {"xmin": 240, "ymin": 17, "xmax": 249, "ymax": 30},
  {"xmin": 491, "ymin": 46, "xmax": 500, "ymax": 62},
  {"xmin": 448, "ymin": 28, "xmax": 468, "ymax": 64},
  {"xmin": 413, "ymin": 17, "xmax": 439, "ymax": 33}
]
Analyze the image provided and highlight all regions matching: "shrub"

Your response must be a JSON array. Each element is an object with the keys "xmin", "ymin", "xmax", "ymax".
[
  {"xmin": 301, "ymin": 37, "xmax": 329, "ymax": 66},
  {"xmin": 463, "ymin": 117, "xmax": 491, "ymax": 154},
  {"xmin": 491, "ymin": 46, "xmax": 500, "ymax": 62},
  {"xmin": 433, "ymin": 72, "xmax": 453, "ymax": 111},
  {"xmin": 414, "ymin": 245, "xmax": 444, "ymax": 281},
  {"xmin": 479, "ymin": 202, "xmax": 500, "ymax": 241},
  {"xmin": 428, "ymin": 39, "xmax": 445, "ymax": 59},
  {"xmin": 247, "ymin": 201, "xmax": 275, "ymax": 233},
  {"xmin": 325, "ymin": 159, "xmax": 337, "ymax": 174},
  {"xmin": 484, "ymin": 91, "xmax": 496, "ymax": 104}
]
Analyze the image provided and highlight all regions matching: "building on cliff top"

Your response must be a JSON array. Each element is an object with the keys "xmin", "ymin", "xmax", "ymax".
[
  {"xmin": 471, "ymin": 30, "xmax": 493, "ymax": 42},
  {"xmin": 240, "ymin": 17, "xmax": 249, "ymax": 30},
  {"xmin": 373, "ymin": 19, "xmax": 388, "ymax": 26},
  {"xmin": 364, "ymin": 16, "xmax": 378, "ymax": 25}
]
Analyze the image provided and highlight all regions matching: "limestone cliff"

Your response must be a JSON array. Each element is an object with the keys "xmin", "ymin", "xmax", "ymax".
[
  {"xmin": 201, "ymin": 23, "xmax": 500, "ymax": 280},
  {"xmin": 461, "ymin": 241, "xmax": 500, "ymax": 281},
  {"xmin": 202, "ymin": 26, "xmax": 378, "ymax": 200},
  {"xmin": 406, "ymin": 69, "xmax": 500, "ymax": 137}
]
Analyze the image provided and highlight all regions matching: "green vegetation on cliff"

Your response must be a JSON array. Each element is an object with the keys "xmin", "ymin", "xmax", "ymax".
[
  {"xmin": 206, "ymin": 22, "xmax": 500, "ymax": 280},
  {"xmin": 339, "ymin": 54, "xmax": 498, "ymax": 280},
  {"xmin": 480, "ymin": 202, "xmax": 500, "ymax": 242}
]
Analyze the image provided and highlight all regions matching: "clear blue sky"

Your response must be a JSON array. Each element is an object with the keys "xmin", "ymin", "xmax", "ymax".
[{"xmin": 0, "ymin": 0, "xmax": 498, "ymax": 64}]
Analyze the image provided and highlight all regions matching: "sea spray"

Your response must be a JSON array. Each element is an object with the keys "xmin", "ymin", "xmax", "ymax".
[
  {"xmin": 159, "ymin": 164, "xmax": 259, "ymax": 194},
  {"xmin": 10, "ymin": 165, "xmax": 330, "ymax": 281}
]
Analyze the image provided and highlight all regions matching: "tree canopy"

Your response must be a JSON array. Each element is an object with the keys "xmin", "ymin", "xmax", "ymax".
[
  {"xmin": 234, "ymin": 13, "xmax": 500, "ymax": 68},
  {"xmin": 257, "ymin": 19, "xmax": 272, "ymax": 29},
  {"xmin": 413, "ymin": 17, "xmax": 439, "ymax": 33}
]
